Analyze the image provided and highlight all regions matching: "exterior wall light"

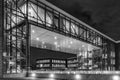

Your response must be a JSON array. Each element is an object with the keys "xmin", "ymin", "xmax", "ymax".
[
  {"xmin": 49, "ymin": 73, "xmax": 55, "ymax": 78},
  {"xmin": 112, "ymin": 75, "xmax": 119, "ymax": 80}
]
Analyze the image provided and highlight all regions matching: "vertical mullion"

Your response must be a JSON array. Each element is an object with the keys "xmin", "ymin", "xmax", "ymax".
[
  {"xmin": 15, "ymin": 0, "xmax": 18, "ymax": 73},
  {"xmin": 64, "ymin": 17, "xmax": 66, "ymax": 34},
  {"xmin": 10, "ymin": 2, "xmax": 12, "ymax": 73},
  {"xmin": 37, "ymin": 1, "xmax": 38, "ymax": 26},
  {"xmin": 5, "ymin": 1, "xmax": 8, "ymax": 74},
  {"xmin": 21, "ymin": 19, "xmax": 24, "ymax": 72},
  {"xmin": 44, "ymin": 6, "xmax": 46, "ymax": 28},
  {"xmin": 69, "ymin": 19, "xmax": 71, "ymax": 37},
  {"xmin": 58, "ymin": 12, "xmax": 60, "ymax": 32},
  {"xmin": 26, "ymin": 0, "xmax": 30, "ymax": 75},
  {"xmin": 78, "ymin": 24, "xmax": 80, "ymax": 39},
  {"xmin": 52, "ymin": 9, "xmax": 55, "ymax": 29}
]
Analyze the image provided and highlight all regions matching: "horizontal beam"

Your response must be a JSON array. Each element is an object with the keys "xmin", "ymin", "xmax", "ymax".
[{"xmin": 37, "ymin": 0, "xmax": 116, "ymax": 43}]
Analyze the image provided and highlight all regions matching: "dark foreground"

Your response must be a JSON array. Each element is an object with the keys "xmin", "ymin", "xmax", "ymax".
[{"xmin": 1, "ymin": 74, "xmax": 120, "ymax": 80}]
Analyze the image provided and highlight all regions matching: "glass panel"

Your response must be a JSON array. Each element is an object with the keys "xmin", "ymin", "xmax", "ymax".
[
  {"xmin": 28, "ymin": 3, "xmax": 37, "ymax": 22},
  {"xmin": 54, "ymin": 15, "xmax": 59, "ymax": 28},
  {"xmin": 38, "ymin": 6, "xmax": 45, "ymax": 24},
  {"xmin": 4, "ymin": 1, "xmax": 116, "ymax": 73},
  {"xmin": 79, "ymin": 28, "xmax": 85, "ymax": 38},
  {"xmin": 46, "ymin": 11, "xmax": 53, "ymax": 27},
  {"xmin": 30, "ymin": 25, "xmax": 102, "ymax": 70},
  {"xmin": 71, "ymin": 22, "xmax": 78, "ymax": 35},
  {"xmin": 65, "ymin": 19, "xmax": 70, "ymax": 33}
]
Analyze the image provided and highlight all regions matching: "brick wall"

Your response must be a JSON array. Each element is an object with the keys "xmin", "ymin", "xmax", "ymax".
[{"xmin": 0, "ymin": 0, "xmax": 4, "ymax": 78}]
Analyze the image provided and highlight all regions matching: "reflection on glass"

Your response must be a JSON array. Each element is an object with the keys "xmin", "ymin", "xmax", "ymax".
[{"xmin": 30, "ymin": 25, "xmax": 104, "ymax": 70}]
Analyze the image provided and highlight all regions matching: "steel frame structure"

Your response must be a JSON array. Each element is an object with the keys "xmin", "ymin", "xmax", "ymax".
[{"xmin": 3, "ymin": 0, "xmax": 116, "ymax": 74}]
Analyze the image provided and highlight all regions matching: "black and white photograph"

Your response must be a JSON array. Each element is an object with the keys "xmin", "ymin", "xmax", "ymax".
[{"xmin": 0, "ymin": 0, "xmax": 120, "ymax": 80}]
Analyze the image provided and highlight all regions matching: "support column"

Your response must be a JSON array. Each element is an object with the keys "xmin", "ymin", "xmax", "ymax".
[
  {"xmin": 0, "ymin": 0, "xmax": 4, "ymax": 78},
  {"xmin": 115, "ymin": 43, "xmax": 120, "ymax": 70}
]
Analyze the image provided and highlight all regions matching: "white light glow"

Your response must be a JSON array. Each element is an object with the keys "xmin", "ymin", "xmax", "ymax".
[
  {"xmin": 42, "ymin": 41, "xmax": 45, "ymax": 44},
  {"xmin": 54, "ymin": 36, "xmax": 57, "ymax": 40},
  {"xmin": 82, "ymin": 45, "xmax": 85, "ymax": 47},
  {"xmin": 49, "ymin": 73, "xmax": 55, "ymax": 78},
  {"xmin": 73, "ymin": 72, "xmax": 76, "ymax": 74},
  {"xmin": 112, "ymin": 75, "xmax": 119, "ymax": 80},
  {"xmin": 3, "ymin": 52, "xmax": 7, "ymax": 57},
  {"xmin": 31, "ymin": 73, "xmax": 36, "ymax": 77},
  {"xmin": 29, "ymin": 8, "xmax": 33, "ymax": 13},
  {"xmin": 75, "ymin": 74, "xmax": 81, "ymax": 79},
  {"xmin": 36, "ymin": 38, "xmax": 39, "ymax": 41},
  {"xmin": 44, "ymin": 46, "xmax": 46, "ymax": 48},
  {"xmin": 32, "ymin": 30, "xmax": 35, "ymax": 33},
  {"xmin": 54, "ymin": 42, "xmax": 57, "ymax": 45},
  {"xmin": 67, "ymin": 71, "xmax": 70, "ymax": 74},
  {"xmin": 70, "ymin": 41, "xmax": 73, "ymax": 44}
]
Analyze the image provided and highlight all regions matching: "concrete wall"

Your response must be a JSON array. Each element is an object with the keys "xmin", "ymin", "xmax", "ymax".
[{"xmin": 0, "ymin": 0, "xmax": 4, "ymax": 78}]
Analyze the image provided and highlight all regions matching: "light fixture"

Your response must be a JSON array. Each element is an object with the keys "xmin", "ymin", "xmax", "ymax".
[
  {"xmin": 82, "ymin": 45, "xmax": 85, "ymax": 47},
  {"xmin": 112, "ymin": 75, "xmax": 119, "ymax": 80},
  {"xmin": 31, "ymin": 73, "xmax": 36, "ymax": 77},
  {"xmin": 49, "ymin": 73, "xmax": 55, "ymax": 78},
  {"xmin": 75, "ymin": 74, "xmax": 81, "ymax": 80},
  {"xmin": 32, "ymin": 30, "xmax": 35, "ymax": 33},
  {"xmin": 54, "ymin": 42, "xmax": 57, "ymax": 45},
  {"xmin": 29, "ymin": 8, "xmax": 32, "ymax": 13},
  {"xmin": 3, "ymin": 52, "xmax": 7, "ymax": 57},
  {"xmin": 36, "ymin": 38, "xmax": 39, "ymax": 41},
  {"xmin": 70, "ymin": 41, "xmax": 73, "ymax": 44},
  {"xmin": 73, "ymin": 72, "xmax": 76, "ymax": 74},
  {"xmin": 54, "ymin": 36, "xmax": 57, "ymax": 40},
  {"xmin": 67, "ymin": 71, "xmax": 70, "ymax": 74},
  {"xmin": 42, "ymin": 41, "xmax": 45, "ymax": 44},
  {"xmin": 44, "ymin": 46, "xmax": 46, "ymax": 48},
  {"xmin": 40, "ymin": 64, "xmax": 43, "ymax": 67}
]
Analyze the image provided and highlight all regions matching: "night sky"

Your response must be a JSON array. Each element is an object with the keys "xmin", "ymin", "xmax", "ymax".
[{"xmin": 46, "ymin": 0, "xmax": 120, "ymax": 41}]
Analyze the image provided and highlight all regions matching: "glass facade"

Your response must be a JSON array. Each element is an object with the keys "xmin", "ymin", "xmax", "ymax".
[{"xmin": 3, "ymin": 0, "xmax": 116, "ymax": 74}]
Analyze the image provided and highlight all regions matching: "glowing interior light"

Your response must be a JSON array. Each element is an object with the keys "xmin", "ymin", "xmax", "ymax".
[
  {"xmin": 67, "ymin": 71, "xmax": 70, "ymax": 74},
  {"xmin": 22, "ymin": 37, "xmax": 24, "ymax": 40},
  {"xmin": 112, "ymin": 75, "xmax": 119, "ymax": 80},
  {"xmin": 70, "ymin": 41, "xmax": 73, "ymax": 44},
  {"xmin": 82, "ymin": 45, "xmax": 85, "ymax": 47},
  {"xmin": 42, "ymin": 41, "xmax": 45, "ymax": 44},
  {"xmin": 73, "ymin": 72, "xmax": 76, "ymax": 74},
  {"xmin": 44, "ymin": 46, "xmax": 46, "ymax": 48},
  {"xmin": 75, "ymin": 74, "xmax": 81, "ymax": 79},
  {"xmin": 29, "ymin": 8, "xmax": 32, "ymax": 13},
  {"xmin": 3, "ymin": 52, "xmax": 7, "ymax": 57},
  {"xmin": 54, "ymin": 36, "xmax": 57, "ymax": 40},
  {"xmin": 40, "ymin": 64, "xmax": 43, "ymax": 67},
  {"xmin": 32, "ymin": 30, "xmax": 35, "ymax": 33},
  {"xmin": 31, "ymin": 73, "xmax": 36, "ymax": 77},
  {"xmin": 49, "ymin": 73, "xmax": 55, "ymax": 78},
  {"xmin": 54, "ymin": 42, "xmax": 57, "ymax": 45},
  {"xmin": 36, "ymin": 38, "xmax": 39, "ymax": 41}
]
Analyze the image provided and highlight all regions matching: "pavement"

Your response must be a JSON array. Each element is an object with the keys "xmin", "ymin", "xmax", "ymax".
[{"xmin": 0, "ymin": 74, "xmax": 120, "ymax": 80}]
